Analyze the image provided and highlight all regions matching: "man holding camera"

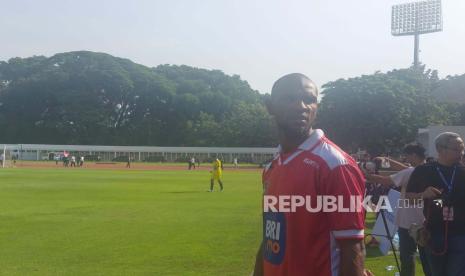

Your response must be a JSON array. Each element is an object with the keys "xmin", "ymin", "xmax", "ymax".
[
  {"xmin": 406, "ymin": 132, "xmax": 465, "ymax": 276},
  {"xmin": 366, "ymin": 143, "xmax": 431, "ymax": 276}
]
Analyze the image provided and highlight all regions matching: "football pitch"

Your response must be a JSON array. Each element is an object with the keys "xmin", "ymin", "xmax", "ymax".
[
  {"xmin": 0, "ymin": 166, "xmax": 423, "ymax": 275},
  {"xmin": 0, "ymin": 167, "xmax": 262, "ymax": 275}
]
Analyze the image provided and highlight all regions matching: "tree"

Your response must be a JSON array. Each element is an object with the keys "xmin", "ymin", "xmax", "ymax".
[
  {"xmin": 317, "ymin": 67, "xmax": 453, "ymax": 155},
  {"xmin": 0, "ymin": 51, "xmax": 275, "ymax": 147}
]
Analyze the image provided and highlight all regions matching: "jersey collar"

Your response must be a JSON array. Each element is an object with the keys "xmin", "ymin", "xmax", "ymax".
[
  {"xmin": 298, "ymin": 129, "xmax": 324, "ymax": 151},
  {"xmin": 275, "ymin": 129, "xmax": 325, "ymax": 165}
]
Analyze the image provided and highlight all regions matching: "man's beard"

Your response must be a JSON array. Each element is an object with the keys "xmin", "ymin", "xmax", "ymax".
[{"xmin": 279, "ymin": 123, "xmax": 312, "ymax": 142}]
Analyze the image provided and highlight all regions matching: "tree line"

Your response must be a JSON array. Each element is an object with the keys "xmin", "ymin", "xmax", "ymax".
[
  {"xmin": 0, "ymin": 51, "xmax": 276, "ymax": 147},
  {"xmin": 0, "ymin": 51, "xmax": 464, "ymax": 153}
]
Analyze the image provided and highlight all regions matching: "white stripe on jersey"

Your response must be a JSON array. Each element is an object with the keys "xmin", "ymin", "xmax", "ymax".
[
  {"xmin": 312, "ymin": 139, "xmax": 348, "ymax": 170},
  {"xmin": 332, "ymin": 229, "xmax": 364, "ymax": 239}
]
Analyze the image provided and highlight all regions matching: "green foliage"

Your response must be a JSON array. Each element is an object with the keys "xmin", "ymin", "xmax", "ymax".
[
  {"xmin": 0, "ymin": 51, "xmax": 275, "ymax": 146},
  {"xmin": 433, "ymin": 74, "xmax": 465, "ymax": 104},
  {"xmin": 317, "ymin": 67, "xmax": 457, "ymax": 154},
  {"xmin": 1, "ymin": 51, "xmax": 463, "ymax": 150},
  {"xmin": 432, "ymin": 74, "xmax": 465, "ymax": 125}
]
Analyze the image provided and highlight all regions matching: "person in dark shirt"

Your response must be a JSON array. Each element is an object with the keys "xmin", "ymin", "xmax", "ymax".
[
  {"xmin": 126, "ymin": 156, "xmax": 131, "ymax": 168},
  {"xmin": 406, "ymin": 132, "xmax": 465, "ymax": 276}
]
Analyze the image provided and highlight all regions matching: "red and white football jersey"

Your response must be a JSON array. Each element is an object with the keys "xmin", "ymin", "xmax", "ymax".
[{"xmin": 262, "ymin": 129, "xmax": 365, "ymax": 276}]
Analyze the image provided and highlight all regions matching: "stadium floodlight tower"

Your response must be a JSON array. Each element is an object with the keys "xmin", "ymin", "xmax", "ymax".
[{"xmin": 391, "ymin": 0, "xmax": 443, "ymax": 68}]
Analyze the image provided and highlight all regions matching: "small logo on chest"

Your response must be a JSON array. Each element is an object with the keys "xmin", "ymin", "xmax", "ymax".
[{"xmin": 303, "ymin": 158, "xmax": 319, "ymax": 168}]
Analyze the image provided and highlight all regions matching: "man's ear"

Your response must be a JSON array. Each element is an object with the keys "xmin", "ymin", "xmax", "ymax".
[{"xmin": 265, "ymin": 95, "xmax": 274, "ymax": 115}]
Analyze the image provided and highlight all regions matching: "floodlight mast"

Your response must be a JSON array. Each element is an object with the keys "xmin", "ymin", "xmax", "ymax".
[
  {"xmin": 414, "ymin": 9, "xmax": 420, "ymax": 67},
  {"xmin": 391, "ymin": 0, "xmax": 443, "ymax": 68},
  {"xmin": 413, "ymin": 34, "xmax": 420, "ymax": 67}
]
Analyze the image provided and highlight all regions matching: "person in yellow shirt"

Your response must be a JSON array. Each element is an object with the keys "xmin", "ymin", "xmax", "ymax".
[{"xmin": 209, "ymin": 158, "xmax": 224, "ymax": 192}]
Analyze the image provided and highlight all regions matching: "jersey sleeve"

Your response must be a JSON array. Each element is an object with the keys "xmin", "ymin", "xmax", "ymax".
[{"xmin": 322, "ymin": 163, "xmax": 366, "ymax": 240}]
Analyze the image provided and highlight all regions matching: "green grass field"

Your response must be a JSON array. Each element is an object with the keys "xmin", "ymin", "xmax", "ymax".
[{"xmin": 0, "ymin": 167, "xmax": 425, "ymax": 275}]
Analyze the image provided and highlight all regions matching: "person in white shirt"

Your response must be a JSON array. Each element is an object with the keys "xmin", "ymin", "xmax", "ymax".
[
  {"xmin": 366, "ymin": 143, "xmax": 432, "ymax": 276},
  {"xmin": 191, "ymin": 157, "xmax": 196, "ymax": 169},
  {"xmin": 70, "ymin": 156, "xmax": 76, "ymax": 167},
  {"xmin": 188, "ymin": 157, "xmax": 196, "ymax": 170}
]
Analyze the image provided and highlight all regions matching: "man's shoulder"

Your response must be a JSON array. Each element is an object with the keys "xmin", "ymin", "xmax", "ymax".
[
  {"xmin": 414, "ymin": 162, "xmax": 436, "ymax": 172},
  {"xmin": 309, "ymin": 136, "xmax": 353, "ymax": 170},
  {"xmin": 410, "ymin": 163, "xmax": 437, "ymax": 179},
  {"xmin": 263, "ymin": 155, "xmax": 279, "ymax": 173}
]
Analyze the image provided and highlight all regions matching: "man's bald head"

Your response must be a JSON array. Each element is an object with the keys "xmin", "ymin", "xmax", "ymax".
[{"xmin": 271, "ymin": 73, "xmax": 318, "ymax": 99}]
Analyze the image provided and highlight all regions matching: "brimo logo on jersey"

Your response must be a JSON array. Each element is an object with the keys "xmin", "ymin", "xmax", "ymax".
[
  {"xmin": 263, "ymin": 195, "xmax": 418, "ymax": 213},
  {"xmin": 263, "ymin": 212, "xmax": 286, "ymax": 264}
]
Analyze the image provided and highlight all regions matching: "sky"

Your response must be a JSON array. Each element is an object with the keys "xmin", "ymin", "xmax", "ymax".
[{"xmin": 1, "ymin": 0, "xmax": 464, "ymax": 93}]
